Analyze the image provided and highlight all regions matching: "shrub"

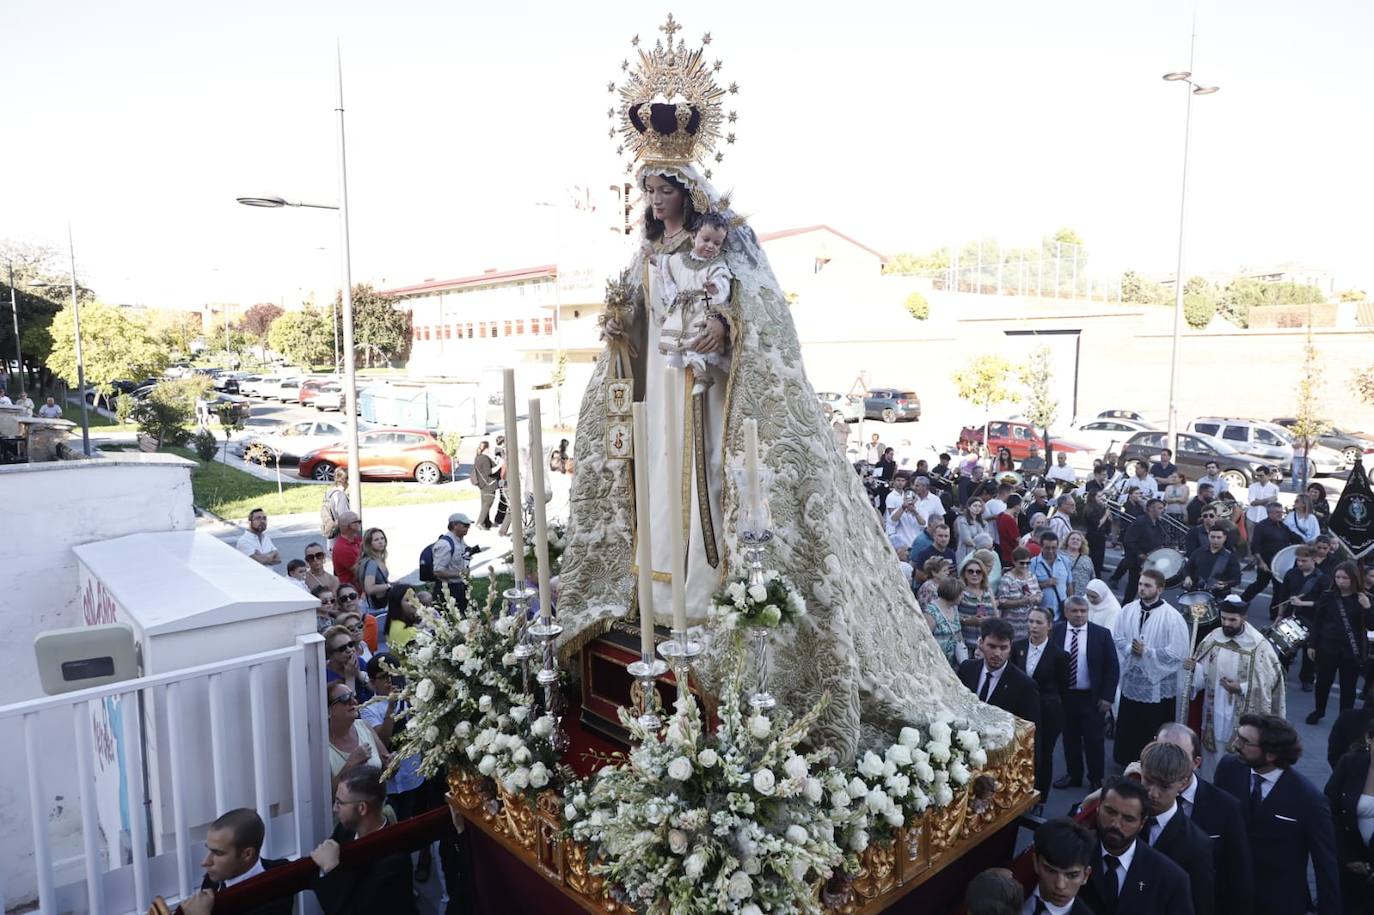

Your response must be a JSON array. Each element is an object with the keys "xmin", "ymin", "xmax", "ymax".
[
  {"xmin": 904, "ymin": 291, "xmax": 930, "ymax": 320},
  {"xmin": 129, "ymin": 378, "xmax": 207, "ymax": 448},
  {"xmin": 1183, "ymin": 293, "xmax": 1215, "ymax": 329},
  {"xmin": 192, "ymin": 428, "xmax": 218, "ymax": 462},
  {"xmin": 115, "ymin": 394, "xmax": 137, "ymax": 424}
]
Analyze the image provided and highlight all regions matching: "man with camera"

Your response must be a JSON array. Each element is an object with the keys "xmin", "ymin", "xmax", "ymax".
[{"xmin": 431, "ymin": 513, "xmax": 480, "ymax": 609}]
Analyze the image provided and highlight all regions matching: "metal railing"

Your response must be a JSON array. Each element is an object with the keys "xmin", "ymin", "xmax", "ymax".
[{"xmin": 1, "ymin": 633, "xmax": 328, "ymax": 915}]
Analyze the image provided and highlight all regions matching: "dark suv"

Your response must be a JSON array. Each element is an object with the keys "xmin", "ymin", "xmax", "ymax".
[
  {"xmin": 863, "ymin": 388, "xmax": 921, "ymax": 423},
  {"xmin": 1117, "ymin": 430, "xmax": 1266, "ymax": 491}
]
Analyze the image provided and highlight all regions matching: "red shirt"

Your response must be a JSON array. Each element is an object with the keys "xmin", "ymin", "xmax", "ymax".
[
  {"xmin": 332, "ymin": 534, "xmax": 362, "ymax": 589},
  {"xmin": 996, "ymin": 512, "xmax": 1021, "ymax": 564}
]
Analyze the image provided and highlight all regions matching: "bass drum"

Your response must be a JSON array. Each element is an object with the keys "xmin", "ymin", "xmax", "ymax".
[
  {"xmin": 1270, "ymin": 545, "xmax": 1301, "ymax": 581},
  {"xmin": 1144, "ymin": 548, "xmax": 1187, "ymax": 587}
]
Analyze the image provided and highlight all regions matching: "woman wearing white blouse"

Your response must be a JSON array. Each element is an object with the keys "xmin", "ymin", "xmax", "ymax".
[{"xmin": 1285, "ymin": 494, "xmax": 1321, "ymax": 544}]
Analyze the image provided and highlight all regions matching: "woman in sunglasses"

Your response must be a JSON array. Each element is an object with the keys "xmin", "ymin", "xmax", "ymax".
[
  {"xmin": 335, "ymin": 588, "xmax": 377, "ymax": 652},
  {"xmin": 327, "ymin": 680, "xmax": 390, "ymax": 796},
  {"xmin": 302, "ymin": 541, "xmax": 340, "ymax": 595},
  {"xmin": 957, "ymin": 559, "xmax": 999, "ymax": 658}
]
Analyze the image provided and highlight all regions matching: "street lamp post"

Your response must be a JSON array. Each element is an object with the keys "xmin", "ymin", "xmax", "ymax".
[
  {"xmin": 27, "ymin": 228, "xmax": 92, "ymax": 455},
  {"xmin": 236, "ymin": 49, "xmax": 362, "ymax": 512},
  {"xmin": 6, "ymin": 261, "xmax": 22, "ymax": 397},
  {"xmin": 1162, "ymin": 43, "xmax": 1219, "ymax": 453}
]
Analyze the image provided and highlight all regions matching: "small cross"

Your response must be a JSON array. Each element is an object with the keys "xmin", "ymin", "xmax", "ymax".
[
  {"xmin": 1137, "ymin": 881, "xmax": 1145, "ymax": 892},
  {"xmin": 660, "ymin": 14, "xmax": 681, "ymax": 41}
]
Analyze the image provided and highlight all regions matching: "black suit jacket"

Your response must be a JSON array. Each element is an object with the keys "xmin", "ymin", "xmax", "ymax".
[
  {"xmin": 957, "ymin": 659, "xmax": 1041, "ymax": 724},
  {"xmin": 1188, "ymin": 777, "xmax": 1253, "ymax": 915},
  {"xmin": 199, "ymin": 857, "xmax": 293, "ymax": 915},
  {"xmin": 1151, "ymin": 808, "xmax": 1214, "ymax": 915},
  {"xmin": 1026, "ymin": 891, "xmax": 1098, "ymax": 914},
  {"xmin": 311, "ymin": 824, "xmax": 417, "ymax": 915},
  {"xmin": 1324, "ymin": 751, "xmax": 1374, "ymax": 870},
  {"xmin": 1080, "ymin": 838, "xmax": 1194, "ymax": 915},
  {"xmin": 1214, "ymin": 753, "xmax": 1341, "ymax": 915},
  {"xmin": 1327, "ymin": 706, "xmax": 1374, "ymax": 769},
  {"xmin": 1051, "ymin": 621, "xmax": 1120, "ymax": 707},
  {"xmin": 1011, "ymin": 637, "xmax": 1068, "ymax": 732}
]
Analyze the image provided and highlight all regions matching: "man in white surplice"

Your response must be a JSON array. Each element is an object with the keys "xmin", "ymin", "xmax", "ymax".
[
  {"xmin": 1111, "ymin": 568, "xmax": 1191, "ymax": 767},
  {"xmin": 1184, "ymin": 594, "xmax": 1286, "ymax": 778}
]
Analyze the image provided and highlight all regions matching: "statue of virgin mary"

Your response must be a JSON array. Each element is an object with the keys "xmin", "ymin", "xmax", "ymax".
[{"xmin": 557, "ymin": 18, "xmax": 1017, "ymax": 764}]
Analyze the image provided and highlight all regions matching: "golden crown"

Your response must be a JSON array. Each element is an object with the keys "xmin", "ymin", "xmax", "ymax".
[{"xmin": 608, "ymin": 14, "xmax": 739, "ymax": 178}]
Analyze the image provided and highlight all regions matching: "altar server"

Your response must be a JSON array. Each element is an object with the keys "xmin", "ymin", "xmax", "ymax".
[{"xmin": 1112, "ymin": 569, "xmax": 1190, "ymax": 767}]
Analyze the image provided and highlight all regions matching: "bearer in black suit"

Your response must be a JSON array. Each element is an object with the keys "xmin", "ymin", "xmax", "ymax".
[
  {"xmin": 1080, "ymin": 777, "xmax": 1195, "ymax": 915},
  {"xmin": 1324, "ymin": 716, "xmax": 1374, "ymax": 915},
  {"xmin": 959, "ymin": 617, "xmax": 1041, "ymax": 724},
  {"xmin": 1214, "ymin": 714, "xmax": 1340, "ymax": 915},
  {"xmin": 311, "ymin": 765, "xmax": 418, "ymax": 915},
  {"xmin": 1025, "ymin": 817, "xmax": 1100, "ymax": 915},
  {"xmin": 1013, "ymin": 606, "xmax": 1070, "ymax": 809},
  {"xmin": 1137, "ymin": 741, "xmax": 1215, "ymax": 915},
  {"xmin": 1053, "ymin": 596, "xmax": 1120, "ymax": 792},
  {"xmin": 189, "ymin": 808, "xmax": 292, "ymax": 915},
  {"xmin": 1154, "ymin": 723, "xmax": 1253, "ymax": 915}
]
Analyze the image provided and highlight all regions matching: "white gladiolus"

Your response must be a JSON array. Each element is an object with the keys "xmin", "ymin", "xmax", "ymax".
[
  {"xmin": 668, "ymin": 829, "xmax": 689, "ymax": 855},
  {"xmin": 857, "ymin": 751, "xmax": 885, "ymax": 778},
  {"xmin": 752, "ymin": 768, "xmax": 776, "ymax": 795},
  {"xmin": 423, "ymin": 725, "xmax": 440, "ymax": 744},
  {"xmin": 415, "ymin": 678, "xmax": 436, "ymax": 703},
  {"xmin": 726, "ymin": 870, "xmax": 753, "ymax": 901},
  {"xmin": 784, "ymin": 755, "xmax": 809, "ymax": 780},
  {"xmin": 748, "ymin": 715, "xmax": 771, "ymax": 739},
  {"xmin": 898, "ymin": 726, "xmax": 921, "ymax": 747},
  {"xmin": 667, "ymin": 756, "xmax": 693, "ymax": 781},
  {"xmin": 529, "ymin": 762, "xmax": 549, "ymax": 788},
  {"xmin": 886, "ymin": 743, "xmax": 913, "ymax": 766},
  {"xmin": 478, "ymin": 754, "xmax": 497, "ymax": 776},
  {"xmin": 697, "ymin": 748, "xmax": 719, "ymax": 768},
  {"xmin": 786, "ymin": 824, "xmax": 808, "ymax": 845}
]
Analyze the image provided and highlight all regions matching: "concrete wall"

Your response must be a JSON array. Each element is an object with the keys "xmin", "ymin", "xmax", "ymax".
[{"xmin": 0, "ymin": 453, "xmax": 196, "ymax": 910}]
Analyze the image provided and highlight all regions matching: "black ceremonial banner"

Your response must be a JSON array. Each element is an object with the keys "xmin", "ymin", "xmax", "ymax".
[{"xmin": 1329, "ymin": 459, "xmax": 1374, "ymax": 560}]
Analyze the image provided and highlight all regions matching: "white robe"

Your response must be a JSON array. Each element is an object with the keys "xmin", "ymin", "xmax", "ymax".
[
  {"xmin": 1191, "ymin": 622, "xmax": 1286, "ymax": 773},
  {"xmin": 1112, "ymin": 599, "xmax": 1191, "ymax": 704}
]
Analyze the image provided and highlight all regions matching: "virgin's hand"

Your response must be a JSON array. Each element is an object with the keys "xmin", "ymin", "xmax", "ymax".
[{"xmin": 686, "ymin": 318, "xmax": 726, "ymax": 354}]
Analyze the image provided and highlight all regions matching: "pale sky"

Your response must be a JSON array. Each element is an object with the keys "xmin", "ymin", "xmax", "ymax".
[{"xmin": 4, "ymin": 0, "xmax": 1371, "ymax": 308}]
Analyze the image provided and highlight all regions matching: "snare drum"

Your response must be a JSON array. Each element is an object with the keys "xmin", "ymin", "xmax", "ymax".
[
  {"xmin": 1263, "ymin": 616, "xmax": 1310, "ymax": 663},
  {"xmin": 1144, "ymin": 548, "xmax": 1187, "ymax": 587}
]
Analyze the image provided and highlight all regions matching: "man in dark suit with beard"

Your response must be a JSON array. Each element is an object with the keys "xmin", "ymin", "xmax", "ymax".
[
  {"xmin": 1137, "ymin": 741, "xmax": 1215, "ymax": 915},
  {"xmin": 1080, "ymin": 777, "xmax": 1195, "ymax": 915},
  {"xmin": 311, "ymin": 766, "xmax": 418, "ymax": 915},
  {"xmin": 1154, "ymin": 723, "xmax": 1252, "ymax": 915},
  {"xmin": 1012, "ymin": 606, "xmax": 1069, "ymax": 812},
  {"xmin": 959, "ymin": 617, "xmax": 1040, "ymax": 724}
]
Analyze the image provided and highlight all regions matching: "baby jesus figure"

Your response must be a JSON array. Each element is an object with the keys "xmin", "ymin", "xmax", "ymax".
[{"xmin": 656, "ymin": 213, "xmax": 732, "ymax": 395}]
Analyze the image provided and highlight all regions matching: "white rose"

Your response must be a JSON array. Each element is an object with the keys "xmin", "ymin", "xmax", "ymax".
[
  {"xmin": 494, "ymin": 615, "xmax": 516, "ymax": 635},
  {"xmin": 726, "ymin": 870, "xmax": 753, "ymax": 901},
  {"xmin": 949, "ymin": 761, "xmax": 970, "ymax": 785},
  {"xmin": 858, "ymin": 751, "xmax": 885, "ymax": 778},
  {"xmin": 957, "ymin": 729, "xmax": 980, "ymax": 752},
  {"xmin": 969, "ymin": 748, "xmax": 988, "ymax": 769},
  {"xmin": 450, "ymin": 644, "xmax": 471, "ymax": 662},
  {"xmin": 667, "ymin": 756, "xmax": 694, "ymax": 781},
  {"xmin": 885, "ymin": 743, "xmax": 913, "ymax": 767},
  {"xmin": 747, "ymin": 583, "xmax": 769, "ymax": 603},
  {"xmin": 929, "ymin": 721, "xmax": 952, "ymax": 743},
  {"xmin": 668, "ymin": 829, "xmax": 689, "ymax": 855},
  {"xmin": 849, "ymin": 829, "xmax": 870, "ymax": 853},
  {"xmin": 531, "ymin": 715, "xmax": 555, "ymax": 738},
  {"xmin": 502, "ymin": 652, "xmax": 517, "ymax": 667},
  {"xmin": 478, "ymin": 695, "xmax": 493, "ymax": 712},
  {"xmin": 791, "ymin": 857, "xmax": 809, "ymax": 880},
  {"xmin": 416, "ymin": 645, "xmax": 435, "ymax": 664},
  {"xmin": 914, "ymin": 762, "xmax": 935, "ymax": 783},
  {"xmin": 510, "ymin": 705, "xmax": 529, "ymax": 723},
  {"xmin": 886, "ymin": 773, "xmax": 911, "ymax": 798},
  {"xmin": 784, "ymin": 755, "xmax": 809, "ymax": 780},
  {"xmin": 742, "ymin": 856, "xmax": 761, "ymax": 875},
  {"xmin": 529, "ymin": 762, "xmax": 549, "ymax": 788},
  {"xmin": 898, "ymin": 726, "xmax": 921, "ymax": 747},
  {"xmin": 928, "ymin": 742, "xmax": 951, "ymax": 764},
  {"xmin": 697, "ymin": 748, "xmax": 719, "ymax": 768},
  {"xmin": 423, "ymin": 725, "xmax": 440, "ymax": 744},
  {"xmin": 456, "ymin": 721, "xmax": 472, "ymax": 738},
  {"xmin": 564, "ymin": 803, "xmax": 578, "ymax": 821},
  {"xmin": 827, "ymin": 772, "xmax": 850, "ymax": 793},
  {"xmin": 477, "ymin": 754, "xmax": 497, "ymax": 776},
  {"xmin": 511, "ymin": 767, "xmax": 530, "ymax": 789},
  {"xmin": 884, "ymin": 808, "xmax": 905, "ymax": 827},
  {"xmin": 786, "ymin": 824, "xmax": 808, "ymax": 845},
  {"xmin": 804, "ymin": 777, "xmax": 825, "ymax": 803},
  {"xmin": 684, "ymin": 851, "xmax": 706, "ymax": 879},
  {"xmin": 848, "ymin": 777, "xmax": 869, "ymax": 800},
  {"xmin": 414, "ymin": 678, "xmax": 436, "ymax": 703},
  {"xmin": 741, "ymin": 906, "xmax": 763, "ymax": 915},
  {"xmin": 934, "ymin": 784, "xmax": 954, "ymax": 806},
  {"xmin": 865, "ymin": 788, "xmax": 891, "ymax": 813},
  {"xmin": 830, "ymin": 789, "xmax": 851, "ymax": 809},
  {"xmin": 752, "ymin": 768, "xmax": 776, "ymax": 795},
  {"xmin": 883, "ymin": 759, "xmax": 898, "ymax": 779},
  {"xmin": 934, "ymin": 769, "xmax": 949, "ymax": 784},
  {"xmin": 748, "ymin": 716, "xmax": 771, "ymax": 739},
  {"xmin": 492, "ymin": 734, "xmax": 511, "ymax": 752},
  {"xmin": 910, "ymin": 788, "xmax": 930, "ymax": 812},
  {"xmin": 513, "ymin": 747, "xmax": 531, "ymax": 765}
]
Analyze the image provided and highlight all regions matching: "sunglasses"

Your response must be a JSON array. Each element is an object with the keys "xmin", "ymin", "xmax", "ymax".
[
  {"xmin": 329, "ymin": 691, "xmax": 356, "ymax": 706},
  {"xmin": 345, "ymin": 623, "xmax": 364, "ymax": 633},
  {"xmin": 328, "ymin": 643, "xmax": 355, "ymax": 656},
  {"xmin": 339, "ymin": 592, "xmax": 359, "ymax": 601},
  {"xmin": 966, "ymin": 569, "xmax": 984, "ymax": 576},
  {"xmin": 306, "ymin": 552, "xmax": 325, "ymax": 560}
]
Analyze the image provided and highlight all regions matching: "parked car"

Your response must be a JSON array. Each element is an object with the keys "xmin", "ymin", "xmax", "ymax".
[
  {"xmin": 272, "ymin": 377, "xmax": 305, "ymax": 402},
  {"xmin": 863, "ymin": 388, "xmax": 921, "ymax": 423},
  {"xmin": 1095, "ymin": 409, "xmax": 1149, "ymax": 424},
  {"xmin": 298, "ymin": 428, "xmax": 452, "ymax": 484},
  {"xmin": 1068, "ymin": 418, "xmax": 1157, "ymax": 459},
  {"xmin": 1269, "ymin": 418, "xmax": 1374, "ymax": 467},
  {"xmin": 237, "ymin": 417, "xmax": 359, "ymax": 463},
  {"xmin": 240, "ymin": 375, "xmax": 279, "ymax": 398},
  {"xmin": 211, "ymin": 393, "xmax": 252, "ymax": 424},
  {"xmin": 312, "ymin": 383, "xmax": 361, "ymax": 413},
  {"xmin": 1118, "ymin": 430, "xmax": 1267, "ymax": 491},
  {"xmin": 958, "ymin": 420, "xmax": 1093, "ymax": 462},
  {"xmin": 816, "ymin": 391, "xmax": 862, "ymax": 423},
  {"xmin": 1188, "ymin": 417, "xmax": 1343, "ymax": 477},
  {"xmin": 298, "ymin": 377, "xmax": 339, "ymax": 406},
  {"xmin": 212, "ymin": 375, "xmax": 240, "ymax": 394}
]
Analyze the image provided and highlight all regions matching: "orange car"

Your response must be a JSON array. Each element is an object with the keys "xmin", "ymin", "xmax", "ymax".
[{"xmin": 298, "ymin": 428, "xmax": 452, "ymax": 485}]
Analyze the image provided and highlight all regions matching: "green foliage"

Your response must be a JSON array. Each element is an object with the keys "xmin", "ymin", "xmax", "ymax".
[
  {"xmin": 1337, "ymin": 289, "xmax": 1367, "ymax": 303},
  {"xmin": 1355, "ymin": 366, "xmax": 1374, "ymax": 406},
  {"xmin": 45, "ymin": 301, "xmax": 169, "ymax": 394},
  {"xmin": 1184, "ymin": 293, "xmax": 1216, "ymax": 328},
  {"xmin": 1119, "ymin": 270, "xmax": 1172, "ymax": 306},
  {"xmin": 1217, "ymin": 277, "xmax": 1327, "ymax": 328},
  {"xmin": 131, "ymin": 387, "xmax": 195, "ymax": 448},
  {"xmin": 952, "ymin": 355, "xmax": 1016, "ymax": 449},
  {"xmin": 903, "ymin": 291, "xmax": 930, "ymax": 320},
  {"xmin": 436, "ymin": 430, "xmax": 463, "ymax": 461},
  {"xmin": 192, "ymin": 427, "xmax": 218, "ymax": 462},
  {"xmin": 1019, "ymin": 346, "xmax": 1058, "ymax": 432},
  {"xmin": 884, "ymin": 250, "xmax": 949, "ymax": 276},
  {"xmin": 1291, "ymin": 325, "xmax": 1329, "ymax": 486},
  {"xmin": 268, "ymin": 306, "xmax": 333, "ymax": 368},
  {"xmin": 1183, "ymin": 275, "xmax": 1215, "ymax": 297},
  {"xmin": 115, "ymin": 393, "xmax": 137, "ymax": 424},
  {"xmin": 336, "ymin": 283, "xmax": 411, "ymax": 367}
]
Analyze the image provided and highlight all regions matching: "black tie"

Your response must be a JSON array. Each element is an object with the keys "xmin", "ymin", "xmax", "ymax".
[
  {"xmin": 979, "ymin": 670, "xmax": 993, "ymax": 701},
  {"xmin": 1103, "ymin": 854, "xmax": 1121, "ymax": 904},
  {"xmin": 1250, "ymin": 772, "xmax": 1264, "ymax": 813},
  {"xmin": 1143, "ymin": 815, "xmax": 1158, "ymax": 845},
  {"xmin": 1033, "ymin": 899, "xmax": 1049, "ymax": 915}
]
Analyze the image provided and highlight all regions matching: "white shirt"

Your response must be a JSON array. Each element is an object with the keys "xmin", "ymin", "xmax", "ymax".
[
  {"xmin": 1246, "ymin": 481, "xmax": 1279, "ymax": 524},
  {"xmin": 1113, "ymin": 598, "xmax": 1190, "ymax": 703},
  {"xmin": 1047, "ymin": 514, "xmax": 1074, "ymax": 547},
  {"xmin": 1284, "ymin": 512, "xmax": 1320, "ymax": 543},
  {"xmin": 224, "ymin": 857, "xmax": 265, "ymax": 888},
  {"xmin": 1046, "ymin": 463, "xmax": 1077, "ymax": 485},
  {"xmin": 0, "ymin": 395, "xmax": 10, "ymax": 406},
  {"xmin": 1196, "ymin": 473, "xmax": 1229, "ymax": 495},
  {"xmin": 1179, "ymin": 773, "xmax": 1199, "ymax": 819},
  {"xmin": 1146, "ymin": 800, "xmax": 1178, "ymax": 845},
  {"xmin": 885, "ymin": 492, "xmax": 923, "ymax": 550},
  {"xmin": 37, "ymin": 403, "xmax": 63, "ymax": 418},
  {"xmin": 1022, "ymin": 891, "xmax": 1074, "ymax": 915},
  {"xmin": 1252, "ymin": 767, "xmax": 1282, "ymax": 803},
  {"xmin": 1123, "ymin": 474, "xmax": 1158, "ymax": 498},
  {"xmin": 977, "ymin": 662, "xmax": 1007, "ymax": 699},
  {"xmin": 1099, "ymin": 839, "xmax": 1137, "ymax": 895},
  {"xmin": 1062, "ymin": 624, "xmax": 1091, "ymax": 689},
  {"xmin": 1025, "ymin": 639, "xmax": 1048, "ymax": 677},
  {"xmin": 235, "ymin": 529, "xmax": 277, "ymax": 558},
  {"xmin": 910, "ymin": 492, "xmax": 946, "ymax": 527}
]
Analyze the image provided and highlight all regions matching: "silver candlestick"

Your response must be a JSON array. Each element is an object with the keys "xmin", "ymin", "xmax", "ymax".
[
  {"xmin": 658, "ymin": 628, "xmax": 703, "ymax": 699},
  {"xmin": 626, "ymin": 652, "xmax": 669, "ymax": 733},
  {"xmin": 528, "ymin": 617, "xmax": 567, "ymax": 751},
  {"xmin": 505, "ymin": 584, "xmax": 538, "ymax": 694},
  {"xmin": 739, "ymin": 528, "xmax": 777, "ymax": 710}
]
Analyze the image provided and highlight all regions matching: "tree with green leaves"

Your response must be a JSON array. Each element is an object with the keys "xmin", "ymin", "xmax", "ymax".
[
  {"xmin": 334, "ymin": 283, "xmax": 411, "ymax": 368},
  {"xmin": 1337, "ymin": 289, "xmax": 1367, "ymax": 303},
  {"xmin": 238, "ymin": 302, "xmax": 283, "ymax": 360},
  {"xmin": 1289, "ymin": 315, "xmax": 1329, "ymax": 491},
  {"xmin": 1019, "ymin": 346, "xmax": 1058, "ymax": 456},
  {"xmin": 1184, "ymin": 293, "xmax": 1216, "ymax": 328},
  {"xmin": 1119, "ymin": 270, "xmax": 1171, "ymax": 306},
  {"xmin": 268, "ymin": 306, "xmax": 333, "ymax": 368},
  {"xmin": 952, "ymin": 354, "xmax": 1016, "ymax": 454},
  {"xmin": 1355, "ymin": 365, "xmax": 1374, "ymax": 406},
  {"xmin": 903, "ymin": 292, "xmax": 929, "ymax": 320},
  {"xmin": 45, "ymin": 301, "xmax": 169, "ymax": 395}
]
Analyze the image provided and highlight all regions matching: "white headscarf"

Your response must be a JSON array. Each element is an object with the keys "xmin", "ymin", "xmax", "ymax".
[{"xmin": 1085, "ymin": 579, "xmax": 1122, "ymax": 630}]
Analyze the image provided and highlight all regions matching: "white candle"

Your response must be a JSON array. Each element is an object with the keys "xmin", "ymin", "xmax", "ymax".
[
  {"xmin": 664, "ymin": 370, "xmax": 688, "ymax": 633},
  {"xmin": 744, "ymin": 417, "xmax": 762, "ymax": 522},
  {"xmin": 526, "ymin": 398, "xmax": 552, "ymax": 622},
  {"xmin": 632, "ymin": 403, "xmax": 655, "ymax": 658},
  {"xmin": 502, "ymin": 369, "xmax": 526, "ymax": 586}
]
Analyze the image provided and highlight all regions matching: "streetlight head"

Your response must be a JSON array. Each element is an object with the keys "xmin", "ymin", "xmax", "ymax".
[
  {"xmin": 236, "ymin": 195, "xmax": 289, "ymax": 208},
  {"xmin": 1193, "ymin": 85, "xmax": 1220, "ymax": 95},
  {"xmin": 1162, "ymin": 71, "xmax": 1192, "ymax": 81}
]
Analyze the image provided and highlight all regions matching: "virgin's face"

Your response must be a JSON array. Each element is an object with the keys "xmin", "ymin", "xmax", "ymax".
[{"xmin": 644, "ymin": 175, "xmax": 685, "ymax": 222}]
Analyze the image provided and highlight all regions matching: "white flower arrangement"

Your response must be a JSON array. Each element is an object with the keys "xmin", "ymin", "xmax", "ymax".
[
  {"xmin": 709, "ymin": 569, "xmax": 807, "ymax": 630},
  {"xmin": 566, "ymin": 647, "xmax": 850, "ymax": 914},
  {"xmin": 380, "ymin": 588, "xmax": 560, "ymax": 803}
]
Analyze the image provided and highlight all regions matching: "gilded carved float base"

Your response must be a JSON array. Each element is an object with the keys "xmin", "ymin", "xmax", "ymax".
[{"xmin": 447, "ymin": 722, "xmax": 1037, "ymax": 914}]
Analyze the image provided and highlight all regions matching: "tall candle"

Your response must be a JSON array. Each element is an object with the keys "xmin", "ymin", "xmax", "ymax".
[
  {"xmin": 632, "ymin": 403, "xmax": 655, "ymax": 658},
  {"xmin": 502, "ymin": 369, "xmax": 526, "ymax": 586},
  {"xmin": 744, "ymin": 417, "xmax": 762, "ymax": 523},
  {"xmin": 664, "ymin": 370, "xmax": 688, "ymax": 633},
  {"xmin": 526, "ymin": 398, "xmax": 552, "ymax": 621}
]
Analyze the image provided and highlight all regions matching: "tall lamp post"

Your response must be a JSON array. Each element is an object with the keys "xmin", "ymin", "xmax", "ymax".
[
  {"xmin": 27, "ymin": 226, "xmax": 92, "ymax": 455},
  {"xmin": 6, "ymin": 260, "xmax": 23, "ymax": 397},
  {"xmin": 236, "ymin": 49, "xmax": 361, "ymax": 512},
  {"xmin": 1162, "ymin": 49, "xmax": 1219, "ymax": 453}
]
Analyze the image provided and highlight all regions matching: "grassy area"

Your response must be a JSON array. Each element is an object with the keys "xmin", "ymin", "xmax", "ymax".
[
  {"xmin": 165, "ymin": 447, "xmax": 470, "ymax": 519},
  {"xmin": 62, "ymin": 403, "xmax": 140, "ymax": 432}
]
